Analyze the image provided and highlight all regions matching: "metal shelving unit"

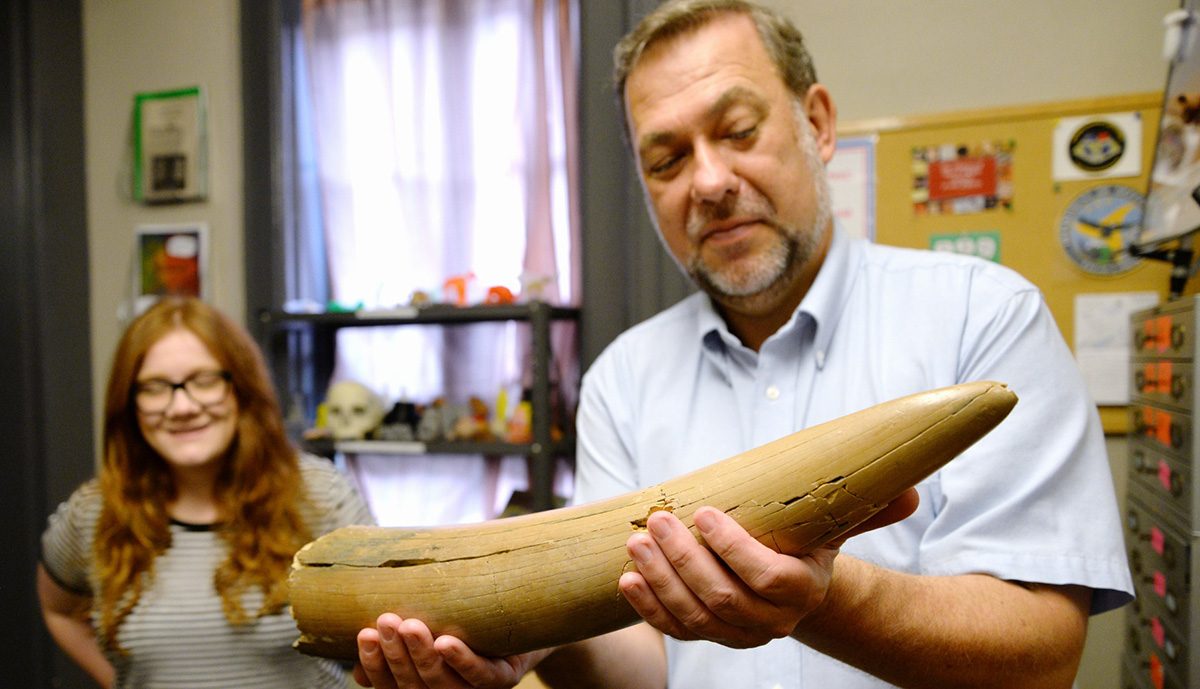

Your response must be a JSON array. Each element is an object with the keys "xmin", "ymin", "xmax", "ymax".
[{"xmin": 259, "ymin": 301, "xmax": 579, "ymax": 512}]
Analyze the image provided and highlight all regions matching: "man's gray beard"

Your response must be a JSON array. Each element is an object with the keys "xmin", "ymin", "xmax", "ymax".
[
  {"xmin": 689, "ymin": 219, "xmax": 799, "ymax": 298},
  {"xmin": 686, "ymin": 174, "xmax": 830, "ymax": 303}
]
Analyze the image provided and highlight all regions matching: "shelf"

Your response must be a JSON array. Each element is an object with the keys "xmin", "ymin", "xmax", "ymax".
[
  {"xmin": 263, "ymin": 299, "xmax": 579, "ymax": 512},
  {"xmin": 260, "ymin": 301, "xmax": 580, "ymax": 328},
  {"xmin": 304, "ymin": 437, "xmax": 575, "ymax": 458}
]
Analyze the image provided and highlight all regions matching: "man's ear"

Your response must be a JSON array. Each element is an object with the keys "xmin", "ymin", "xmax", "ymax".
[{"xmin": 803, "ymin": 84, "xmax": 838, "ymax": 164}]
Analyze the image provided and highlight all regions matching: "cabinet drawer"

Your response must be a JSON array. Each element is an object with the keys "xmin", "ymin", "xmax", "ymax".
[
  {"xmin": 1125, "ymin": 492, "xmax": 1192, "ymax": 599},
  {"xmin": 1131, "ymin": 565, "xmax": 1191, "ymax": 653},
  {"xmin": 1133, "ymin": 302, "xmax": 1195, "ymax": 360},
  {"xmin": 1125, "ymin": 602, "xmax": 1190, "ymax": 689},
  {"xmin": 1121, "ymin": 655, "xmax": 1177, "ymax": 689},
  {"xmin": 1131, "ymin": 361, "xmax": 1193, "ymax": 412},
  {"xmin": 1120, "ymin": 657, "xmax": 1153, "ymax": 689},
  {"xmin": 1130, "ymin": 404, "xmax": 1192, "ymax": 459},
  {"xmin": 1128, "ymin": 440, "xmax": 1195, "ymax": 526}
]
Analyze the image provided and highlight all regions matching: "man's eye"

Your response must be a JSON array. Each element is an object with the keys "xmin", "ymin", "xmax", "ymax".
[
  {"xmin": 728, "ymin": 126, "xmax": 757, "ymax": 141},
  {"xmin": 649, "ymin": 155, "xmax": 681, "ymax": 176}
]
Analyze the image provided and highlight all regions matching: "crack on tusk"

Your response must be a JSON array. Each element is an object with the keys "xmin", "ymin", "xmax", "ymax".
[
  {"xmin": 379, "ymin": 558, "xmax": 441, "ymax": 567},
  {"xmin": 489, "ymin": 562, "xmax": 511, "ymax": 647},
  {"xmin": 763, "ymin": 530, "xmax": 782, "ymax": 551},
  {"xmin": 839, "ymin": 483, "xmax": 867, "ymax": 501},
  {"xmin": 630, "ymin": 494, "xmax": 676, "ymax": 530},
  {"xmin": 376, "ymin": 549, "xmax": 521, "ymax": 567},
  {"xmin": 305, "ymin": 549, "xmax": 526, "ymax": 569}
]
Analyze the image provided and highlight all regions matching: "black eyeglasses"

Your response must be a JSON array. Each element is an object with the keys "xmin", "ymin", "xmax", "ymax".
[{"xmin": 133, "ymin": 370, "xmax": 232, "ymax": 413}]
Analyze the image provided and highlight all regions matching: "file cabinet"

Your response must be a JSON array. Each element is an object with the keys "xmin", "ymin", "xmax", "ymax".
[{"xmin": 1126, "ymin": 297, "xmax": 1200, "ymax": 689}]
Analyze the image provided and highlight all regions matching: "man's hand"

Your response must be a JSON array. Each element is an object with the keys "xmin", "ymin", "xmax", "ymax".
[
  {"xmin": 354, "ymin": 613, "xmax": 548, "ymax": 689},
  {"xmin": 617, "ymin": 489, "xmax": 919, "ymax": 647}
]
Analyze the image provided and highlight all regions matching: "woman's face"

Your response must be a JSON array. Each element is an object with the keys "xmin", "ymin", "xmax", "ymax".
[{"xmin": 134, "ymin": 328, "xmax": 239, "ymax": 474}]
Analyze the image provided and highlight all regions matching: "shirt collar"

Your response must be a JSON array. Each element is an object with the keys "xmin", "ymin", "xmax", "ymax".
[
  {"xmin": 798, "ymin": 223, "xmax": 859, "ymax": 370},
  {"xmin": 697, "ymin": 223, "xmax": 861, "ymax": 370}
]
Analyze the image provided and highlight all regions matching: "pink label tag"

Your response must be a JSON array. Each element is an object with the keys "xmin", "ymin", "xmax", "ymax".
[
  {"xmin": 1154, "ymin": 571, "xmax": 1167, "ymax": 597},
  {"xmin": 1151, "ymin": 527, "xmax": 1165, "ymax": 555},
  {"xmin": 1151, "ymin": 617, "xmax": 1165, "ymax": 648},
  {"xmin": 1158, "ymin": 460, "xmax": 1172, "ymax": 491}
]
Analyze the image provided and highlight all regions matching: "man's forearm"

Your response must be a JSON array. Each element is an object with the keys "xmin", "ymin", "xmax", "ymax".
[
  {"xmin": 535, "ymin": 623, "xmax": 666, "ymax": 689},
  {"xmin": 793, "ymin": 555, "xmax": 1091, "ymax": 689}
]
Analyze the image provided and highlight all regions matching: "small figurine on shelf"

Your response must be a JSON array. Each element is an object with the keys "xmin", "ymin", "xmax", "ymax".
[
  {"xmin": 442, "ymin": 272, "xmax": 476, "ymax": 306},
  {"xmin": 518, "ymin": 272, "xmax": 556, "ymax": 302},
  {"xmin": 376, "ymin": 399, "xmax": 420, "ymax": 442},
  {"xmin": 490, "ymin": 387, "xmax": 510, "ymax": 439},
  {"xmin": 302, "ymin": 403, "xmax": 332, "ymax": 441},
  {"xmin": 416, "ymin": 397, "xmax": 446, "ymax": 442},
  {"xmin": 322, "ymin": 380, "xmax": 386, "ymax": 440},
  {"xmin": 505, "ymin": 398, "xmax": 533, "ymax": 444},
  {"xmin": 450, "ymin": 396, "xmax": 493, "ymax": 441},
  {"xmin": 496, "ymin": 387, "xmax": 568, "ymax": 445},
  {"xmin": 409, "ymin": 289, "xmax": 433, "ymax": 307},
  {"xmin": 484, "ymin": 285, "xmax": 516, "ymax": 305},
  {"xmin": 440, "ymin": 401, "xmax": 468, "ymax": 440},
  {"xmin": 325, "ymin": 299, "xmax": 363, "ymax": 314}
]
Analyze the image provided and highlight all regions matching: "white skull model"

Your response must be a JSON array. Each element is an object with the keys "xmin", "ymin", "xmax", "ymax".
[{"xmin": 324, "ymin": 380, "xmax": 385, "ymax": 440}]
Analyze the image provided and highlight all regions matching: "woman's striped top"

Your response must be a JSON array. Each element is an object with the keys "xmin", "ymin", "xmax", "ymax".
[{"xmin": 41, "ymin": 453, "xmax": 374, "ymax": 689}]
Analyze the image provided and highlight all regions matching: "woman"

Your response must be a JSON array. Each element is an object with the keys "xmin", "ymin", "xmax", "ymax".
[{"xmin": 37, "ymin": 297, "xmax": 373, "ymax": 688}]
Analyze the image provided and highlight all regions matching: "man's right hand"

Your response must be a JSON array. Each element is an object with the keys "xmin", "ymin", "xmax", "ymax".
[{"xmin": 354, "ymin": 613, "xmax": 550, "ymax": 689}]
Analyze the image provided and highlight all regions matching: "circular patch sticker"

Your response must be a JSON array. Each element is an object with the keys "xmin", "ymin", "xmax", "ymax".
[
  {"xmin": 1068, "ymin": 121, "xmax": 1126, "ymax": 172},
  {"xmin": 1058, "ymin": 184, "xmax": 1144, "ymax": 275}
]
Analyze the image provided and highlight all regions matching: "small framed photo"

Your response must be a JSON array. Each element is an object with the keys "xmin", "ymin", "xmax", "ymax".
[
  {"xmin": 133, "ymin": 223, "xmax": 208, "ymax": 314},
  {"xmin": 133, "ymin": 87, "xmax": 207, "ymax": 203}
]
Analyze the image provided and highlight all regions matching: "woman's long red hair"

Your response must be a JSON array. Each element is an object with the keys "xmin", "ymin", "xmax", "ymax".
[{"xmin": 93, "ymin": 297, "xmax": 311, "ymax": 651}]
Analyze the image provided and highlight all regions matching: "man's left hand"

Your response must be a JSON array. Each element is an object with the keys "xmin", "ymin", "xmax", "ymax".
[{"xmin": 618, "ymin": 490, "xmax": 918, "ymax": 648}]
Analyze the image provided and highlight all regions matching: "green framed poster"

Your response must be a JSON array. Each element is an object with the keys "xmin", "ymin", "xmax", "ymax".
[{"xmin": 133, "ymin": 87, "xmax": 207, "ymax": 203}]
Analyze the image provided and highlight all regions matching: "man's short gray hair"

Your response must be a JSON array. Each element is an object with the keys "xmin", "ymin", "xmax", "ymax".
[{"xmin": 612, "ymin": 0, "xmax": 818, "ymax": 138}]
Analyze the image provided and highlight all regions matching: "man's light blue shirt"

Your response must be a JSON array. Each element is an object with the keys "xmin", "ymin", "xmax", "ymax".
[{"xmin": 574, "ymin": 226, "xmax": 1134, "ymax": 689}]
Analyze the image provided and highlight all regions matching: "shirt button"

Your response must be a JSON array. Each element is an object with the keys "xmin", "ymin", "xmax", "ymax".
[{"xmin": 765, "ymin": 385, "xmax": 781, "ymax": 400}]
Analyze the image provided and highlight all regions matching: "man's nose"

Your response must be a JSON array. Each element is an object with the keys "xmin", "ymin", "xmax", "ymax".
[{"xmin": 690, "ymin": 141, "xmax": 737, "ymax": 203}]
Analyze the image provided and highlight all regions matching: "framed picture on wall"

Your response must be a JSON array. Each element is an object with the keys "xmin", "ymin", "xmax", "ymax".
[
  {"xmin": 133, "ymin": 86, "xmax": 208, "ymax": 203},
  {"xmin": 133, "ymin": 223, "xmax": 208, "ymax": 315}
]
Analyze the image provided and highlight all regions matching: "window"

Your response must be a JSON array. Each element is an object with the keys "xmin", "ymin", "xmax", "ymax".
[{"xmin": 293, "ymin": 0, "xmax": 579, "ymax": 525}]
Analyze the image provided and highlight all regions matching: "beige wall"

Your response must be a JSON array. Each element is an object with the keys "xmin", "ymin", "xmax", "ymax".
[
  {"xmin": 83, "ymin": 0, "xmax": 244, "ymax": 442},
  {"xmin": 82, "ymin": 2, "xmax": 1163, "ymax": 688},
  {"xmin": 768, "ymin": 0, "xmax": 1177, "ymax": 123}
]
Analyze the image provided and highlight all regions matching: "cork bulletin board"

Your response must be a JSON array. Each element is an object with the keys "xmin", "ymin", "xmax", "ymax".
[{"xmin": 841, "ymin": 93, "xmax": 1181, "ymax": 434}]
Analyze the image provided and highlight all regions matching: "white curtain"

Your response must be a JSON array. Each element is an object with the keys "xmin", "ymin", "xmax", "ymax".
[{"xmin": 302, "ymin": 0, "xmax": 579, "ymax": 525}]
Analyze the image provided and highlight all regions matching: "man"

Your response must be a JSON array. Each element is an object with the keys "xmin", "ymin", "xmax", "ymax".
[{"xmin": 354, "ymin": 2, "xmax": 1134, "ymax": 687}]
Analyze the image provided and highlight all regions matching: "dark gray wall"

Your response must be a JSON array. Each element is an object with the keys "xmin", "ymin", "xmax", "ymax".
[
  {"xmin": 242, "ymin": 0, "xmax": 290, "ymax": 331},
  {"xmin": 0, "ymin": 0, "xmax": 95, "ymax": 687},
  {"xmin": 577, "ymin": 0, "xmax": 694, "ymax": 368}
]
